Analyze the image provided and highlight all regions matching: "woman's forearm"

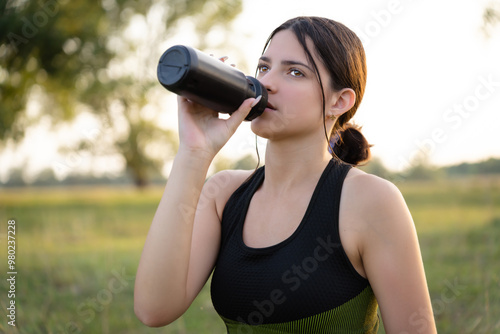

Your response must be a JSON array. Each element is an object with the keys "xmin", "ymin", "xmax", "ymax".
[{"xmin": 134, "ymin": 149, "xmax": 213, "ymax": 326}]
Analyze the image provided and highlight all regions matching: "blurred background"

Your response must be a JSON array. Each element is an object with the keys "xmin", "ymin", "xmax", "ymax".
[{"xmin": 1, "ymin": 0, "xmax": 499, "ymax": 333}]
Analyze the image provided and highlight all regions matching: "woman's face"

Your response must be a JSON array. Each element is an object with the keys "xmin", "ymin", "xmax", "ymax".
[{"xmin": 251, "ymin": 29, "xmax": 332, "ymax": 141}]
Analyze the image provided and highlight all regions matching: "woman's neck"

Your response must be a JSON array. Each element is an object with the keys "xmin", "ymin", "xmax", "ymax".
[{"xmin": 262, "ymin": 137, "xmax": 332, "ymax": 193}]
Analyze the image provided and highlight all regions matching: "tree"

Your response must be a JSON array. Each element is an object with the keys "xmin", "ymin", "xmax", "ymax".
[
  {"xmin": 0, "ymin": 0, "xmax": 242, "ymax": 187},
  {"xmin": 483, "ymin": 1, "xmax": 500, "ymax": 37}
]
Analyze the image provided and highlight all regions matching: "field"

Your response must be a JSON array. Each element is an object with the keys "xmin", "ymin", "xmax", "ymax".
[{"xmin": 1, "ymin": 175, "xmax": 500, "ymax": 333}]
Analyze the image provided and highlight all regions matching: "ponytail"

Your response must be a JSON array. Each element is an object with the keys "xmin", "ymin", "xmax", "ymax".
[{"xmin": 330, "ymin": 123, "xmax": 371, "ymax": 166}]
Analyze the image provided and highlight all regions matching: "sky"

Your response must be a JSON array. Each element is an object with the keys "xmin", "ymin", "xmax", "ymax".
[{"xmin": 1, "ymin": 0, "xmax": 499, "ymax": 181}]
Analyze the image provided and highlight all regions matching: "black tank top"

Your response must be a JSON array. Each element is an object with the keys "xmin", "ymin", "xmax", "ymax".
[{"xmin": 211, "ymin": 159, "xmax": 379, "ymax": 333}]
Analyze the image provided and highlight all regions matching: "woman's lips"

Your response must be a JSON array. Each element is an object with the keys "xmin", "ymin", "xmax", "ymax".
[{"xmin": 266, "ymin": 102, "xmax": 277, "ymax": 111}]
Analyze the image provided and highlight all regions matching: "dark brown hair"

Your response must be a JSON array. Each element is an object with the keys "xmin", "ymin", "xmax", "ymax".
[{"xmin": 262, "ymin": 16, "xmax": 371, "ymax": 165}]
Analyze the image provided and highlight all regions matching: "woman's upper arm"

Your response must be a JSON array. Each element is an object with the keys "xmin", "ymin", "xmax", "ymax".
[
  {"xmin": 357, "ymin": 176, "xmax": 436, "ymax": 334},
  {"xmin": 185, "ymin": 170, "xmax": 249, "ymax": 304}
]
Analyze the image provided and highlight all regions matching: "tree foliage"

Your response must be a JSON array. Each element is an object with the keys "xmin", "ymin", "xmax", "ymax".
[
  {"xmin": 442, "ymin": 157, "xmax": 500, "ymax": 177},
  {"xmin": 0, "ymin": 0, "xmax": 242, "ymax": 186},
  {"xmin": 483, "ymin": 0, "xmax": 500, "ymax": 37}
]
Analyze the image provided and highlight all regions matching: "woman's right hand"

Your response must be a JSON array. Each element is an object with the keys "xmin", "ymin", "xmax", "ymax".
[{"xmin": 176, "ymin": 95, "xmax": 260, "ymax": 158}]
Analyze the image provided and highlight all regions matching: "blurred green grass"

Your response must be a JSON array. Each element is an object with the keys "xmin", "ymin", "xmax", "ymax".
[{"xmin": 1, "ymin": 176, "xmax": 499, "ymax": 333}]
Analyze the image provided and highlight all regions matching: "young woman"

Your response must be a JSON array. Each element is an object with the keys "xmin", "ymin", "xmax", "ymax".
[{"xmin": 134, "ymin": 16, "xmax": 437, "ymax": 333}]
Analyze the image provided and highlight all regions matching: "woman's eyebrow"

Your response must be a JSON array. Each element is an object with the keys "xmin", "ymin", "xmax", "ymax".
[{"xmin": 259, "ymin": 56, "xmax": 313, "ymax": 72}]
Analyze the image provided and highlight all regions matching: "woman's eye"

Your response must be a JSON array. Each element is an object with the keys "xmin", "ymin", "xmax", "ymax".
[
  {"xmin": 289, "ymin": 69, "xmax": 304, "ymax": 77},
  {"xmin": 258, "ymin": 64, "xmax": 269, "ymax": 73}
]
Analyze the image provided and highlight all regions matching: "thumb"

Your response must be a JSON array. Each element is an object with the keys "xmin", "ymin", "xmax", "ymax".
[{"xmin": 225, "ymin": 95, "xmax": 262, "ymax": 132}]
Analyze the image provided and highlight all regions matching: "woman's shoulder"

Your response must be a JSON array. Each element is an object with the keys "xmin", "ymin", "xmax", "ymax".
[
  {"xmin": 204, "ymin": 168, "xmax": 257, "ymax": 218},
  {"xmin": 344, "ymin": 167, "xmax": 401, "ymax": 199},
  {"xmin": 341, "ymin": 168, "xmax": 416, "ymax": 262},
  {"xmin": 207, "ymin": 168, "xmax": 256, "ymax": 191},
  {"xmin": 342, "ymin": 167, "xmax": 409, "ymax": 228}
]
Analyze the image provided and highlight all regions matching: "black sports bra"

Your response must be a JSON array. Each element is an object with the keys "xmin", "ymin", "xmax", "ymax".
[{"xmin": 211, "ymin": 159, "xmax": 379, "ymax": 333}]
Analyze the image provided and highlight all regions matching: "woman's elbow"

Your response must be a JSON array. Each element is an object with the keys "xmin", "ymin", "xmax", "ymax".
[
  {"xmin": 134, "ymin": 298, "xmax": 182, "ymax": 327},
  {"xmin": 134, "ymin": 306, "xmax": 176, "ymax": 327}
]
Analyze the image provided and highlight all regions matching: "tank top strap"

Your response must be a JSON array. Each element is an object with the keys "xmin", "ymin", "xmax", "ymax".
[
  {"xmin": 219, "ymin": 166, "xmax": 265, "ymax": 249},
  {"xmin": 312, "ymin": 158, "xmax": 352, "ymax": 242}
]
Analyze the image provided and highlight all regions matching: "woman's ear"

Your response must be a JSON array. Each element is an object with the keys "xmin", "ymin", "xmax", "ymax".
[{"xmin": 329, "ymin": 88, "xmax": 356, "ymax": 118}]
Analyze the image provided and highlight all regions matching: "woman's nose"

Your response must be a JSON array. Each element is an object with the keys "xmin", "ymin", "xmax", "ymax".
[{"xmin": 258, "ymin": 71, "xmax": 277, "ymax": 94}]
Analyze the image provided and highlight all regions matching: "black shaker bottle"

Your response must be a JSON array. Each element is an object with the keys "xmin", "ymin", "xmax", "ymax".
[{"xmin": 157, "ymin": 45, "xmax": 268, "ymax": 121}]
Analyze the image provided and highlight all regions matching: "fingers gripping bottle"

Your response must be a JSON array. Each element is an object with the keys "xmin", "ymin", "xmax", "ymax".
[{"xmin": 157, "ymin": 45, "xmax": 268, "ymax": 121}]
